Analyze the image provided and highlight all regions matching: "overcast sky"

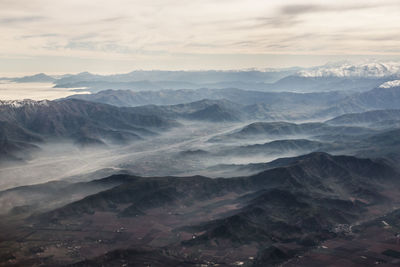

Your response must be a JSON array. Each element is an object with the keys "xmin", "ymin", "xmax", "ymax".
[{"xmin": 1, "ymin": 0, "xmax": 400, "ymax": 74}]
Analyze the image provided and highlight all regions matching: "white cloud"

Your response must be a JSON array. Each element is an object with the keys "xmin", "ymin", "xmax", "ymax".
[{"xmin": 0, "ymin": 0, "xmax": 400, "ymax": 72}]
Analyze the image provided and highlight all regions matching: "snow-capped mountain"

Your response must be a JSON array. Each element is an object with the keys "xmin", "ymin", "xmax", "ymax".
[
  {"xmin": 379, "ymin": 80, "xmax": 400, "ymax": 88},
  {"xmin": 0, "ymin": 99, "xmax": 50, "ymax": 108},
  {"xmin": 298, "ymin": 62, "xmax": 400, "ymax": 78}
]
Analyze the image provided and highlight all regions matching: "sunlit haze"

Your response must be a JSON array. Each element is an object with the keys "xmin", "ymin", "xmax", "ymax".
[{"xmin": 1, "ymin": 0, "xmax": 400, "ymax": 74}]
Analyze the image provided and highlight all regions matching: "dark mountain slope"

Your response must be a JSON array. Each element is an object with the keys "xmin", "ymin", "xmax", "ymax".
[
  {"xmin": 0, "ymin": 121, "xmax": 42, "ymax": 161},
  {"xmin": 184, "ymin": 189, "xmax": 364, "ymax": 246},
  {"xmin": 366, "ymin": 128, "xmax": 400, "ymax": 147},
  {"xmin": 36, "ymin": 152, "xmax": 399, "ymax": 223},
  {"xmin": 0, "ymin": 99, "xmax": 180, "ymax": 163},
  {"xmin": 0, "ymin": 174, "xmax": 132, "ymax": 215},
  {"xmin": 70, "ymin": 248, "xmax": 196, "ymax": 267},
  {"xmin": 285, "ymin": 208, "xmax": 400, "ymax": 267},
  {"xmin": 0, "ymin": 99, "xmax": 177, "ymax": 157},
  {"xmin": 0, "ymin": 121, "xmax": 42, "ymax": 143},
  {"xmin": 3, "ymin": 153, "xmax": 399, "ymax": 266},
  {"xmin": 0, "ymin": 138, "xmax": 39, "ymax": 162},
  {"xmin": 351, "ymin": 128, "xmax": 400, "ymax": 168}
]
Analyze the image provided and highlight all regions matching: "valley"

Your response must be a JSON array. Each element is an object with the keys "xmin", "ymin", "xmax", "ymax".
[
  {"xmin": 2, "ymin": 0, "xmax": 400, "ymax": 265},
  {"xmin": 1, "ymin": 63, "xmax": 400, "ymax": 266}
]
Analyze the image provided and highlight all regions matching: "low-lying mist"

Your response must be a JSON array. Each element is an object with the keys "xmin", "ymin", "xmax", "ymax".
[
  {"xmin": 0, "ymin": 81, "xmax": 90, "ymax": 100},
  {"xmin": 0, "ymin": 121, "xmax": 240, "ymax": 190},
  {"xmin": 0, "ymin": 118, "xmax": 356, "ymax": 192}
]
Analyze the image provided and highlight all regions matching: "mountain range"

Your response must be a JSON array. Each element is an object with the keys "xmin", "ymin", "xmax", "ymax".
[
  {"xmin": 0, "ymin": 99, "xmax": 177, "ymax": 160},
  {"xmin": 2, "ymin": 62, "xmax": 400, "ymax": 266},
  {"xmin": 2, "ymin": 153, "xmax": 400, "ymax": 266},
  {"xmin": 1, "ymin": 73, "xmax": 56, "ymax": 83},
  {"xmin": 65, "ymin": 85, "xmax": 400, "ymax": 120}
]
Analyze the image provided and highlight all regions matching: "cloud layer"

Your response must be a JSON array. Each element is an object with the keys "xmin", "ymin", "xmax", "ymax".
[{"xmin": 0, "ymin": 0, "xmax": 399, "ymax": 72}]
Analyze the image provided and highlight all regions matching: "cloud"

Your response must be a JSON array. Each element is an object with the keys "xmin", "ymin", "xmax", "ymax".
[
  {"xmin": 254, "ymin": 3, "xmax": 383, "ymax": 29},
  {"xmin": 98, "ymin": 16, "xmax": 126, "ymax": 23},
  {"xmin": 0, "ymin": 15, "xmax": 46, "ymax": 24},
  {"xmin": 254, "ymin": 16, "xmax": 302, "ymax": 29},
  {"xmin": 280, "ymin": 4, "xmax": 324, "ymax": 15},
  {"xmin": 20, "ymin": 33, "xmax": 60, "ymax": 39},
  {"xmin": 0, "ymin": 0, "xmax": 400, "ymax": 71},
  {"xmin": 280, "ymin": 3, "xmax": 381, "ymax": 16}
]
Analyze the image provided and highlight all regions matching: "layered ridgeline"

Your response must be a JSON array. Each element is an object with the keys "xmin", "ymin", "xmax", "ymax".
[
  {"xmin": 58, "ymin": 63, "xmax": 400, "ymax": 120},
  {"xmin": 2, "ymin": 96, "xmax": 400, "ymax": 174},
  {"xmin": 2, "ymin": 153, "xmax": 400, "ymax": 266},
  {"xmin": 0, "ymin": 94, "xmax": 351, "ymax": 162},
  {"xmin": 51, "ymin": 69, "xmax": 298, "ymax": 92},
  {"xmin": 0, "ymin": 73, "xmax": 56, "ymax": 83},
  {"xmin": 326, "ymin": 109, "xmax": 400, "ymax": 128},
  {"xmin": 65, "ymin": 88, "xmax": 346, "ymax": 117},
  {"xmin": 319, "ymin": 85, "xmax": 400, "ymax": 116},
  {"xmin": 208, "ymin": 121, "xmax": 375, "ymax": 143},
  {"xmin": 200, "ymin": 120, "xmax": 400, "ymax": 175},
  {"xmin": 2, "ymin": 62, "xmax": 399, "ymax": 94},
  {"xmin": 51, "ymin": 62, "xmax": 400, "ymax": 93},
  {"xmin": 64, "ymin": 84, "xmax": 400, "ymax": 119},
  {"xmin": 0, "ymin": 99, "xmax": 176, "ymax": 161},
  {"xmin": 2, "ymin": 62, "xmax": 400, "ymax": 266}
]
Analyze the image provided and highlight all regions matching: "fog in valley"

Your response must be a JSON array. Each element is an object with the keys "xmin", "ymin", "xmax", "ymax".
[
  {"xmin": 0, "ymin": 81, "xmax": 90, "ymax": 100},
  {"xmin": 0, "ymin": 120, "xmax": 314, "ymax": 191}
]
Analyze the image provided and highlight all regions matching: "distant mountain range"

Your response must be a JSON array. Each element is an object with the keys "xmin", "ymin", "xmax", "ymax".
[
  {"xmin": 55, "ymin": 69, "xmax": 299, "ymax": 84},
  {"xmin": 2, "ymin": 61, "xmax": 400, "ymax": 96},
  {"xmin": 65, "ymin": 87, "xmax": 346, "ymax": 107},
  {"xmin": 298, "ymin": 61, "xmax": 400, "ymax": 78},
  {"xmin": 65, "ymin": 85, "xmax": 400, "ymax": 121},
  {"xmin": 65, "ymin": 88, "xmax": 350, "ymax": 121},
  {"xmin": 51, "ymin": 69, "xmax": 298, "ymax": 92},
  {"xmin": 51, "ymin": 62, "xmax": 400, "ymax": 93},
  {"xmin": 2, "ymin": 73, "xmax": 56, "ymax": 83},
  {"xmin": 56, "ymin": 74, "xmax": 390, "ymax": 93}
]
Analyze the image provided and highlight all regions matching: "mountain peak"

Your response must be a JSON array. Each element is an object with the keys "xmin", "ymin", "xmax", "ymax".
[
  {"xmin": 12, "ymin": 73, "xmax": 55, "ymax": 83},
  {"xmin": 379, "ymin": 79, "xmax": 400, "ymax": 88},
  {"xmin": 298, "ymin": 62, "xmax": 400, "ymax": 78},
  {"xmin": 0, "ymin": 99, "xmax": 50, "ymax": 108}
]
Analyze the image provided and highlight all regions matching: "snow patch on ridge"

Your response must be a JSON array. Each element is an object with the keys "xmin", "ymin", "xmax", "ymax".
[
  {"xmin": 0, "ymin": 99, "xmax": 50, "ymax": 108},
  {"xmin": 298, "ymin": 62, "xmax": 400, "ymax": 78},
  {"xmin": 379, "ymin": 80, "xmax": 400, "ymax": 88}
]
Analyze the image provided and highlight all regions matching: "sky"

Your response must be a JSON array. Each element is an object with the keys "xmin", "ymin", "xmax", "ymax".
[{"xmin": 1, "ymin": 0, "xmax": 400, "ymax": 75}]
